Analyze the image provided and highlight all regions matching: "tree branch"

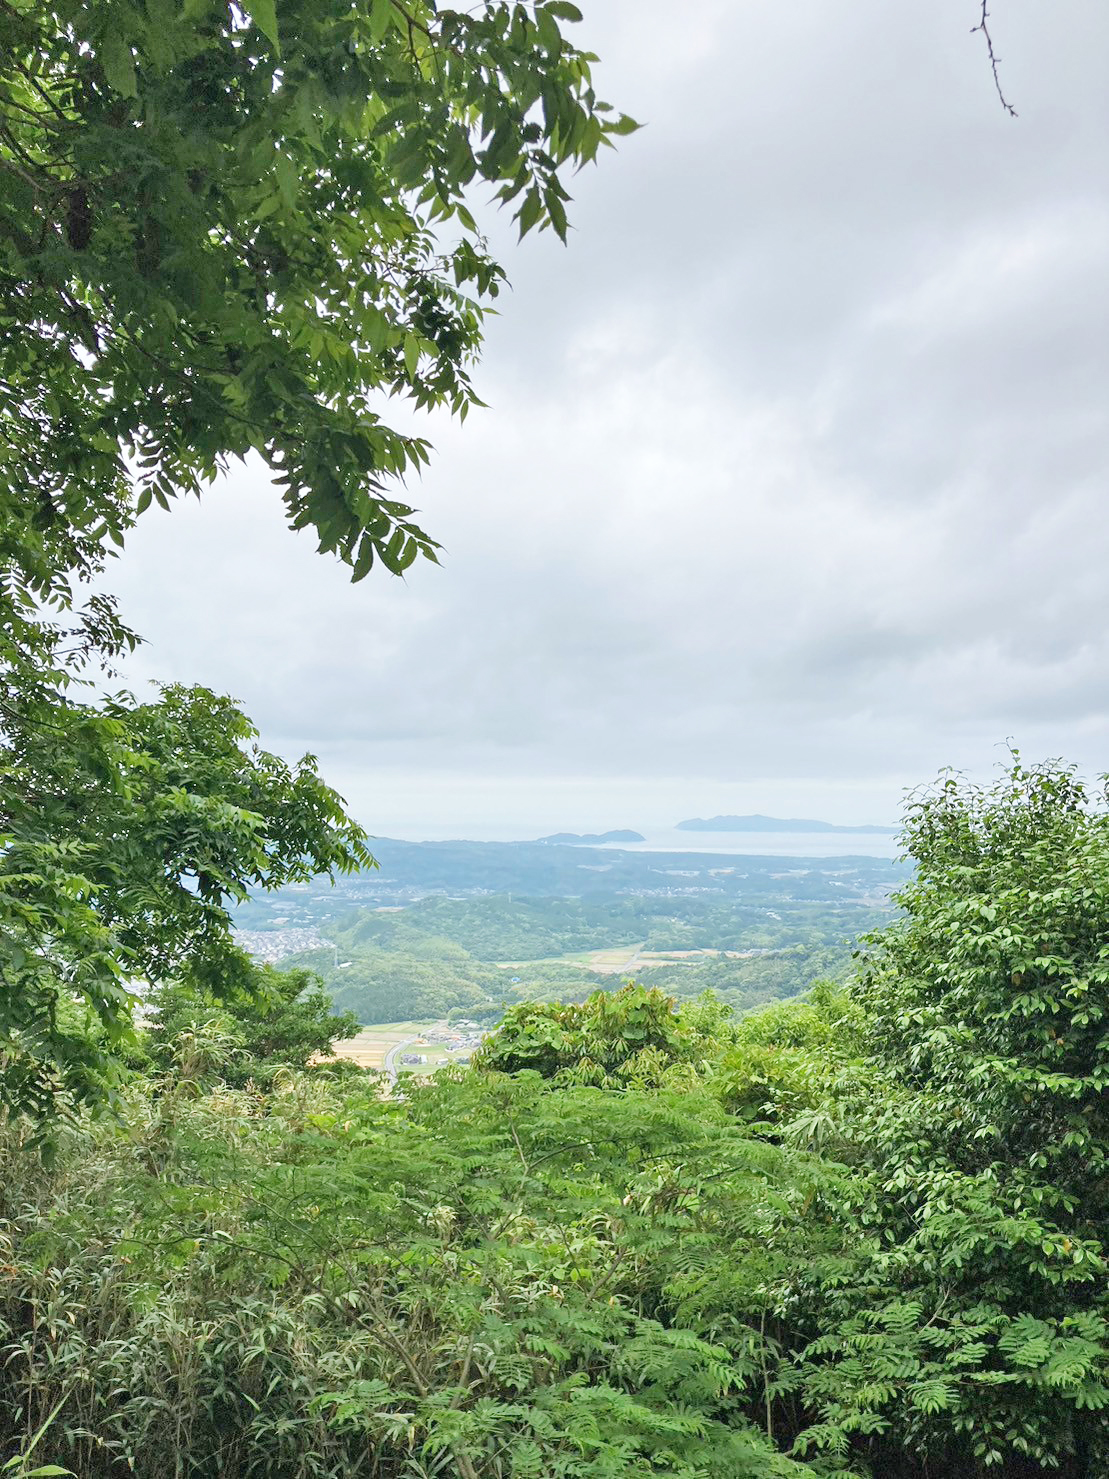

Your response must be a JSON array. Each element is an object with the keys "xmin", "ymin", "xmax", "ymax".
[{"xmin": 971, "ymin": 2, "xmax": 1017, "ymax": 117}]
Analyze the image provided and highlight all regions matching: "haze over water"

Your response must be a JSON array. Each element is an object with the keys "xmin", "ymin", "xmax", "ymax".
[
  {"xmin": 367, "ymin": 825, "xmax": 904, "ymax": 860},
  {"xmin": 594, "ymin": 828, "xmax": 903, "ymax": 859}
]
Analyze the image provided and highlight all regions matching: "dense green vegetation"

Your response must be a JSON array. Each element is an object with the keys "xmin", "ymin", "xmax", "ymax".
[
  {"xmin": 239, "ymin": 850, "xmax": 901, "ymax": 1024},
  {"xmin": 2, "ymin": 758, "xmax": 1108, "ymax": 1477},
  {"xmin": 349, "ymin": 889, "xmax": 886, "ymax": 959},
  {"xmin": 143, "ymin": 965, "xmax": 362, "ymax": 1089},
  {"xmin": 0, "ymin": 683, "xmax": 372, "ymax": 1123},
  {"xmin": 294, "ymin": 934, "xmax": 510, "ymax": 1024},
  {"xmin": 0, "ymin": 0, "xmax": 630, "ymax": 1123},
  {"xmin": 288, "ymin": 924, "xmax": 857, "ymax": 1026},
  {"xmin": 3, "ymin": 8, "xmax": 1104, "ymax": 1477},
  {"xmin": 279, "ymin": 894, "xmax": 874, "ymax": 1024}
]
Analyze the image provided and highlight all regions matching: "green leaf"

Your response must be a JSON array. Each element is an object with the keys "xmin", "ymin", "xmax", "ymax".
[
  {"xmin": 252, "ymin": 192, "xmax": 283, "ymax": 222},
  {"xmin": 0, "ymin": 0, "xmax": 636, "ymax": 1124},
  {"xmin": 369, "ymin": 0, "xmax": 393, "ymax": 42},
  {"xmin": 274, "ymin": 153, "xmax": 298, "ymax": 207},
  {"xmin": 244, "ymin": 0, "xmax": 280, "ymax": 53},
  {"xmin": 382, "ymin": 527, "xmax": 406, "ymax": 571},
  {"xmin": 516, "ymin": 185, "xmax": 543, "ymax": 238},
  {"xmin": 546, "ymin": 190, "xmax": 568, "ymax": 243},
  {"xmin": 536, "ymin": 8, "xmax": 562, "ymax": 53},
  {"xmin": 100, "ymin": 33, "xmax": 137, "ymax": 97},
  {"xmin": 351, "ymin": 534, "xmax": 375, "ymax": 582}
]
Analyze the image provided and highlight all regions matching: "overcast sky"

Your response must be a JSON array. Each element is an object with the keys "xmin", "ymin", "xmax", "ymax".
[{"xmin": 107, "ymin": 0, "xmax": 1109, "ymax": 839}]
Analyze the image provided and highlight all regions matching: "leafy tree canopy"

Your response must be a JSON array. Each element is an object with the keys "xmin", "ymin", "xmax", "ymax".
[
  {"xmin": 472, "ymin": 759, "xmax": 1109, "ymax": 1475},
  {"xmin": 797, "ymin": 756, "xmax": 1109, "ymax": 1474},
  {"xmin": 145, "ymin": 962, "xmax": 361, "ymax": 1086},
  {"xmin": 0, "ymin": 0, "xmax": 633, "ymax": 1121},
  {"xmin": 4, "ymin": 758, "xmax": 1109, "ymax": 1476},
  {"xmin": 855, "ymin": 753, "xmax": 1109, "ymax": 1229},
  {"xmin": 1, "ymin": 0, "xmax": 633, "ymax": 624},
  {"xmin": 0, "ymin": 683, "xmax": 372, "ymax": 1120},
  {"xmin": 476, "ymin": 983, "xmax": 740, "ymax": 1088}
]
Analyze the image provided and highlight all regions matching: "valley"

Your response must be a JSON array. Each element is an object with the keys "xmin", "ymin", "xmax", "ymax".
[{"xmin": 232, "ymin": 836, "xmax": 911, "ymax": 1025}]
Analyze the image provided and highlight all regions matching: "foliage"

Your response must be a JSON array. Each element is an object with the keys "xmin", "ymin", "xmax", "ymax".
[
  {"xmin": 0, "ymin": 0, "xmax": 633, "ymax": 616},
  {"xmin": 0, "ymin": 1065, "xmax": 821, "ymax": 1479},
  {"xmin": 858, "ymin": 754, "xmax": 1109, "ymax": 1189},
  {"xmin": 811, "ymin": 757, "xmax": 1109, "ymax": 1474},
  {"xmin": 265, "ymin": 886, "xmax": 883, "ymax": 1028},
  {"xmin": 713, "ymin": 979, "xmax": 865, "ymax": 1129},
  {"xmin": 474, "ymin": 983, "xmax": 739, "ymax": 1088},
  {"xmin": 5, "ymin": 754, "xmax": 1109, "ymax": 1479},
  {"xmin": 287, "ymin": 934, "xmax": 509, "ymax": 1024},
  {"xmin": 145, "ymin": 963, "xmax": 361, "ymax": 1088},
  {"xmin": 472, "ymin": 759, "xmax": 1109, "ymax": 1475},
  {"xmin": 644, "ymin": 945, "xmax": 857, "ymax": 1013},
  {"xmin": 0, "ymin": 14, "xmax": 1101, "ymax": 1450},
  {"xmin": 0, "ymin": 684, "xmax": 371, "ymax": 1122},
  {"xmin": 0, "ymin": 0, "xmax": 633, "ymax": 1123}
]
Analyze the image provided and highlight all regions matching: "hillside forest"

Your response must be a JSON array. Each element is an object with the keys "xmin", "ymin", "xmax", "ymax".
[
  {"xmin": 3, "ymin": 759, "xmax": 1109, "ymax": 1478},
  {"xmin": 231, "ymin": 841, "xmax": 908, "ymax": 1024}
]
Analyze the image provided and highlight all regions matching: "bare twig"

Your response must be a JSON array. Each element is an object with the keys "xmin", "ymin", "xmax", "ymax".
[{"xmin": 971, "ymin": 2, "xmax": 1018, "ymax": 117}]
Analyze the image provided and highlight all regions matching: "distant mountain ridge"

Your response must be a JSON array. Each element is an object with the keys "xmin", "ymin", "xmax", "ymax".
[
  {"xmin": 676, "ymin": 813, "xmax": 897, "ymax": 835},
  {"xmin": 536, "ymin": 829, "xmax": 645, "ymax": 845}
]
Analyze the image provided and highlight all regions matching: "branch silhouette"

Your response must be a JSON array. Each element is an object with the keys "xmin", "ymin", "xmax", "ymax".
[{"xmin": 972, "ymin": 2, "xmax": 1018, "ymax": 116}]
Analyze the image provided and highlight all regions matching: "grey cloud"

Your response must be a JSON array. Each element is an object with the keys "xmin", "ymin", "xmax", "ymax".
[{"xmin": 105, "ymin": 0, "xmax": 1109, "ymax": 832}]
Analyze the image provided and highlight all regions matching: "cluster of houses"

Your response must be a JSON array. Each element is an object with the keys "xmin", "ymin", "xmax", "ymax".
[
  {"xmin": 399, "ymin": 1019, "xmax": 487, "ymax": 1067},
  {"xmin": 237, "ymin": 926, "xmax": 326, "ymax": 963}
]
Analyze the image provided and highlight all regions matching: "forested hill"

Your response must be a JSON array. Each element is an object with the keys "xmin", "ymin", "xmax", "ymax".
[{"xmin": 232, "ymin": 839, "xmax": 910, "ymax": 1025}]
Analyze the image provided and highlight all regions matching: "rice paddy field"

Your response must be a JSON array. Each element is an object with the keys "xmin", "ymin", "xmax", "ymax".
[
  {"xmin": 331, "ymin": 1022, "xmax": 481, "ymax": 1076},
  {"xmin": 330, "ymin": 1021, "xmax": 436, "ymax": 1071}
]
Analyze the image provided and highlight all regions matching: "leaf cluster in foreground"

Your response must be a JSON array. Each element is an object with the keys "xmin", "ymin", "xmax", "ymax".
[{"xmin": 3, "ymin": 759, "xmax": 1109, "ymax": 1477}]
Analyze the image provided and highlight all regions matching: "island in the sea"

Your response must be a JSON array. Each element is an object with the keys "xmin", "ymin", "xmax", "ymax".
[
  {"xmin": 536, "ymin": 829, "xmax": 646, "ymax": 845},
  {"xmin": 676, "ymin": 814, "xmax": 897, "ymax": 835}
]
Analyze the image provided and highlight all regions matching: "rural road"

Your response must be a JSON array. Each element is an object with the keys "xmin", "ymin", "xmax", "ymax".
[{"xmin": 382, "ymin": 1039, "xmax": 410, "ymax": 1081}]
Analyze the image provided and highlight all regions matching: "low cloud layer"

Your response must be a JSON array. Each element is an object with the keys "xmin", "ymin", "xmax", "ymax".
[{"xmin": 107, "ymin": 0, "xmax": 1109, "ymax": 835}]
